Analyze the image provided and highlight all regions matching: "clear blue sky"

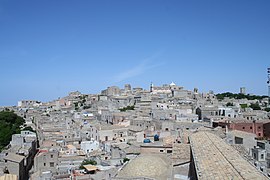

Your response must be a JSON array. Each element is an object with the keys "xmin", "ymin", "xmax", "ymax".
[{"xmin": 0, "ymin": 0, "xmax": 270, "ymax": 106}]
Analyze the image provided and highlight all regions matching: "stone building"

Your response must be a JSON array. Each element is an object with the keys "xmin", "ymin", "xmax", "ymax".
[
  {"xmin": 34, "ymin": 148, "xmax": 59, "ymax": 174},
  {"xmin": 213, "ymin": 119, "xmax": 270, "ymax": 139},
  {"xmin": 102, "ymin": 86, "xmax": 121, "ymax": 96},
  {"xmin": 80, "ymin": 140, "xmax": 99, "ymax": 154},
  {"xmin": 226, "ymin": 130, "xmax": 257, "ymax": 154},
  {"xmin": 3, "ymin": 153, "xmax": 25, "ymax": 180},
  {"xmin": 196, "ymin": 106, "xmax": 219, "ymax": 120}
]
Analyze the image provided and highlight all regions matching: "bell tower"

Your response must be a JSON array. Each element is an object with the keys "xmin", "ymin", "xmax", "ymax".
[{"xmin": 150, "ymin": 82, "xmax": 154, "ymax": 92}]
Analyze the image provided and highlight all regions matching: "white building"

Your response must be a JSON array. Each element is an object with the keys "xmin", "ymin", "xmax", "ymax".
[
  {"xmin": 218, "ymin": 107, "xmax": 237, "ymax": 118},
  {"xmin": 80, "ymin": 140, "xmax": 99, "ymax": 154}
]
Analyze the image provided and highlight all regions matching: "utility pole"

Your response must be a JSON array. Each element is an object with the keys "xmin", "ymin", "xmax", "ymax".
[{"xmin": 267, "ymin": 67, "xmax": 270, "ymax": 107}]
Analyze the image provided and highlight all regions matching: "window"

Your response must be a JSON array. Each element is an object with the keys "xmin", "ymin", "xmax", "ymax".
[
  {"xmin": 242, "ymin": 127, "xmax": 245, "ymax": 129},
  {"xmin": 235, "ymin": 137, "xmax": 243, "ymax": 144},
  {"xmin": 50, "ymin": 162, "xmax": 54, "ymax": 167},
  {"xmin": 250, "ymin": 126, "xmax": 252, "ymax": 129},
  {"xmin": 44, "ymin": 163, "xmax": 46, "ymax": 166},
  {"xmin": 259, "ymin": 133, "xmax": 261, "ymax": 137},
  {"xmin": 258, "ymin": 127, "xmax": 261, "ymax": 130},
  {"xmin": 167, "ymin": 150, "xmax": 173, "ymax": 153},
  {"xmin": 261, "ymin": 154, "xmax": 264, "ymax": 159},
  {"xmin": 51, "ymin": 155, "xmax": 53, "ymax": 158},
  {"xmin": 160, "ymin": 150, "xmax": 164, "ymax": 152}
]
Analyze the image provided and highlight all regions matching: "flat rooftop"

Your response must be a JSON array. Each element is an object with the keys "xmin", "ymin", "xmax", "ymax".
[
  {"xmin": 190, "ymin": 131, "xmax": 268, "ymax": 180},
  {"xmin": 4, "ymin": 153, "xmax": 24, "ymax": 163}
]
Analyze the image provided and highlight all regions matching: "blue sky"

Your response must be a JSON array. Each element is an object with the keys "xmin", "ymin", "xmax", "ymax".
[{"xmin": 0, "ymin": 0, "xmax": 269, "ymax": 106}]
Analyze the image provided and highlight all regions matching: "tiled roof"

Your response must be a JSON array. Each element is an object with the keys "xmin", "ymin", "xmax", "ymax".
[
  {"xmin": 190, "ymin": 131, "xmax": 268, "ymax": 180},
  {"xmin": 0, "ymin": 174, "xmax": 18, "ymax": 180}
]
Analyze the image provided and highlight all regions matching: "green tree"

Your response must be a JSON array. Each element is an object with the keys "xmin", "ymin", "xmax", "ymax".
[
  {"xmin": 249, "ymin": 103, "xmax": 261, "ymax": 110},
  {"xmin": 216, "ymin": 92, "xmax": 267, "ymax": 101},
  {"xmin": 264, "ymin": 107, "xmax": 270, "ymax": 112},
  {"xmin": 119, "ymin": 105, "xmax": 135, "ymax": 112},
  {"xmin": 22, "ymin": 126, "xmax": 36, "ymax": 133},
  {"xmin": 0, "ymin": 111, "xmax": 25, "ymax": 151},
  {"xmin": 226, "ymin": 102, "xmax": 234, "ymax": 107},
  {"xmin": 240, "ymin": 104, "xmax": 248, "ymax": 109}
]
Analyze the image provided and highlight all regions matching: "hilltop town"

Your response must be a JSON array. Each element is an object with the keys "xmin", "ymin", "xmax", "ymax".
[{"xmin": 0, "ymin": 83, "xmax": 270, "ymax": 180}]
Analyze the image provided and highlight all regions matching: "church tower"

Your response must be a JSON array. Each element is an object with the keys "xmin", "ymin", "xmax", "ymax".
[{"xmin": 150, "ymin": 82, "xmax": 154, "ymax": 92}]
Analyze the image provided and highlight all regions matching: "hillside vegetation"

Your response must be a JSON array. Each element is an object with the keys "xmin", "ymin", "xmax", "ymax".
[
  {"xmin": 0, "ymin": 110, "xmax": 25, "ymax": 151},
  {"xmin": 216, "ymin": 92, "xmax": 268, "ymax": 101}
]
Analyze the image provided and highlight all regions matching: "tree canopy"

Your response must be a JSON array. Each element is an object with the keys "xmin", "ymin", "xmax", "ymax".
[
  {"xmin": 249, "ymin": 103, "xmax": 261, "ymax": 110},
  {"xmin": 216, "ymin": 92, "xmax": 268, "ymax": 101},
  {"xmin": 0, "ymin": 110, "xmax": 25, "ymax": 151},
  {"xmin": 226, "ymin": 102, "xmax": 234, "ymax": 107},
  {"xmin": 265, "ymin": 107, "xmax": 270, "ymax": 112},
  {"xmin": 119, "ymin": 105, "xmax": 135, "ymax": 112}
]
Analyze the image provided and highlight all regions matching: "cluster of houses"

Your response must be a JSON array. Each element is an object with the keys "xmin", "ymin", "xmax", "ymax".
[{"xmin": 0, "ymin": 83, "xmax": 270, "ymax": 179}]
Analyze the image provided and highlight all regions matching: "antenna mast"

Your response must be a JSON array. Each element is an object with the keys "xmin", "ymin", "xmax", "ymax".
[{"xmin": 267, "ymin": 68, "xmax": 270, "ymax": 107}]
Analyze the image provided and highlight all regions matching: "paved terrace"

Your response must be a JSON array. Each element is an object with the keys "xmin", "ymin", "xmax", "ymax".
[{"xmin": 190, "ymin": 131, "xmax": 268, "ymax": 180}]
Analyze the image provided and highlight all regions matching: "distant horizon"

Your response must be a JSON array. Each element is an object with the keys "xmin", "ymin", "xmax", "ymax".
[
  {"xmin": 1, "ymin": 0, "xmax": 269, "ymax": 106},
  {"xmin": 1, "ymin": 82, "xmax": 269, "ymax": 107}
]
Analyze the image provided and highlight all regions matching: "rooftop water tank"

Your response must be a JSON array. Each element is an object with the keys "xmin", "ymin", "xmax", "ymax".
[{"xmin": 143, "ymin": 139, "xmax": 151, "ymax": 143}]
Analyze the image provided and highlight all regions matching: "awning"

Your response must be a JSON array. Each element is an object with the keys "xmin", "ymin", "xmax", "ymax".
[{"xmin": 83, "ymin": 165, "xmax": 98, "ymax": 172}]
